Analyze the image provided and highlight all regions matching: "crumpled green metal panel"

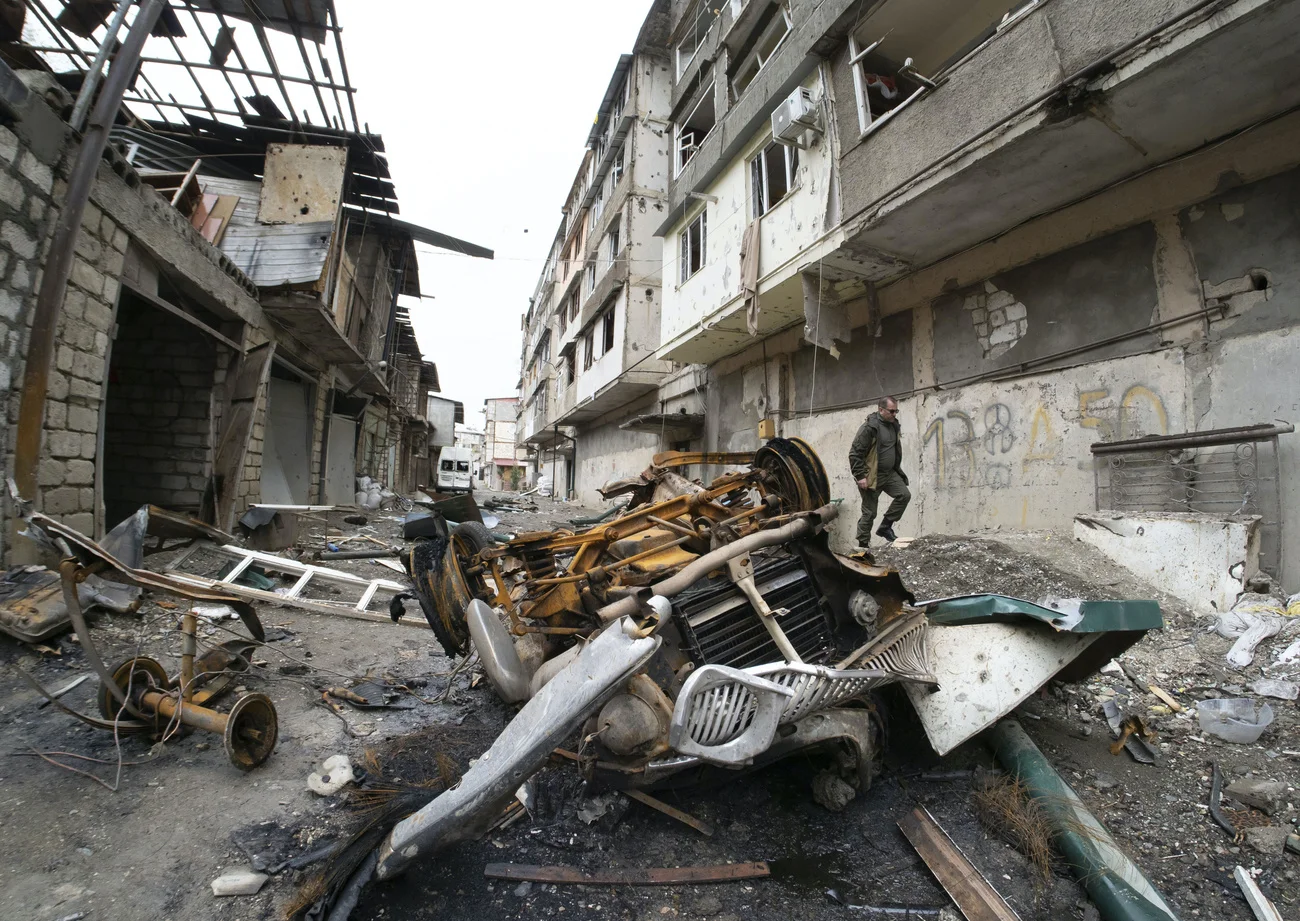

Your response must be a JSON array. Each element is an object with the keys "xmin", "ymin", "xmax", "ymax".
[{"xmin": 923, "ymin": 594, "xmax": 1163, "ymax": 633}]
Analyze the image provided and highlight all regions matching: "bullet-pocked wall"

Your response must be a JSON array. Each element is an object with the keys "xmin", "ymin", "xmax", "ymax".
[{"xmin": 778, "ymin": 164, "xmax": 1300, "ymax": 584}]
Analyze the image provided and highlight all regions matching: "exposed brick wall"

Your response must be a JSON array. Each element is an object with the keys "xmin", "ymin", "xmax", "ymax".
[{"xmin": 101, "ymin": 295, "xmax": 220, "ymax": 524}]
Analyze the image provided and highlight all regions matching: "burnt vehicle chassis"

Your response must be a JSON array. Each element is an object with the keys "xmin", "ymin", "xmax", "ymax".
[{"xmin": 381, "ymin": 439, "xmax": 936, "ymax": 878}]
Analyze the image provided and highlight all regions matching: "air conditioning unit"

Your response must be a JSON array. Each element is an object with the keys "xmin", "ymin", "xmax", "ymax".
[{"xmin": 771, "ymin": 86, "xmax": 819, "ymax": 146}]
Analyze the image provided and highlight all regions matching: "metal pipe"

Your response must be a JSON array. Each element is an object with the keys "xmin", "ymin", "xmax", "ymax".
[
  {"xmin": 1090, "ymin": 422, "xmax": 1295, "ymax": 455},
  {"xmin": 988, "ymin": 720, "xmax": 1180, "ymax": 921},
  {"xmin": 180, "ymin": 611, "xmax": 198, "ymax": 701},
  {"xmin": 140, "ymin": 687, "xmax": 229, "ymax": 734},
  {"xmin": 597, "ymin": 504, "xmax": 838, "ymax": 624},
  {"xmin": 11, "ymin": 0, "xmax": 166, "ymax": 508},
  {"xmin": 68, "ymin": 0, "xmax": 135, "ymax": 132}
]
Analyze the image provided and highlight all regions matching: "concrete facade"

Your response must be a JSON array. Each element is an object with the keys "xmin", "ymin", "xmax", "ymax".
[
  {"xmin": 516, "ymin": 2, "xmax": 678, "ymax": 502},
  {"xmin": 517, "ymin": 0, "xmax": 1300, "ymax": 592}
]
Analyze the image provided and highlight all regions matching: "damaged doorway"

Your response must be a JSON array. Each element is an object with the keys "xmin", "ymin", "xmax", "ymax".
[
  {"xmin": 101, "ymin": 289, "xmax": 224, "ymax": 526},
  {"xmin": 260, "ymin": 364, "xmax": 315, "ymax": 505}
]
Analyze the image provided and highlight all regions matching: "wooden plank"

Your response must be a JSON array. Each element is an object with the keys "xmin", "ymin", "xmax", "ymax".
[
  {"xmin": 1148, "ymin": 685, "xmax": 1184, "ymax": 712},
  {"xmin": 483, "ymin": 862, "xmax": 769, "ymax": 886},
  {"xmin": 898, "ymin": 807, "xmax": 1020, "ymax": 921},
  {"xmin": 205, "ymin": 193, "xmax": 240, "ymax": 245},
  {"xmin": 213, "ymin": 342, "xmax": 275, "ymax": 530},
  {"xmin": 625, "ymin": 790, "xmax": 715, "ymax": 837}
]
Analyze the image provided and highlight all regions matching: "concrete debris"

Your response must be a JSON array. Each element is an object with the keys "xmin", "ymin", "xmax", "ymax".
[
  {"xmin": 210, "ymin": 869, "xmax": 269, "ymax": 896},
  {"xmin": 1234, "ymin": 865, "xmax": 1284, "ymax": 921},
  {"xmin": 1244, "ymin": 825, "xmax": 1290, "ymax": 856},
  {"xmin": 1247, "ymin": 678, "xmax": 1299, "ymax": 700},
  {"xmin": 811, "ymin": 771, "xmax": 857, "ymax": 812},
  {"xmin": 1224, "ymin": 777, "xmax": 1287, "ymax": 814},
  {"xmin": 308, "ymin": 754, "xmax": 354, "ymax": 796}
]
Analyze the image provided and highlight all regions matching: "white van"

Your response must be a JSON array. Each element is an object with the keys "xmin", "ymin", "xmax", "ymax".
[{"xmin": 435, "ymin": 446, "xmax": 474, "ymax": 493}]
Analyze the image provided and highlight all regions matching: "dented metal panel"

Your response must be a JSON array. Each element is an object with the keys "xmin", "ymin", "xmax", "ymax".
[
  {"xmin": 257, "ymin": 144, "xmax": 347, "ymax": 225},
  {"xmin": 201, "ymin": 175, "xmax": 335, "ymax": 287}
]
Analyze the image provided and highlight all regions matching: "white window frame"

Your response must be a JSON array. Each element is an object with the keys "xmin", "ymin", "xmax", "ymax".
[
  {"xmin": 750, "ymin": 139, "xmax": 799, "ymax": 217},
  {"xmin": 673, "ymin": 83, "xmax": 716, "ymax": 177},
  {"xmin": 731, "ymin": 4, "xmax": 793, "ymax": 100},
  {"xmin": 585, "ymin": 262, "xmax": 596, "ymax": 296},
  {"xmin": 611, "ymin": 144, "xmax": 625, "ymax": 185},
  {"xmin": 607, "ymin": 224, "xmax": 621, "ymax": 266},
  {"xmin": 676, "ymin": 2, "xmax": 717, "ymax": 77},
  {"xmin": 679, "ymin": 209, "xmax": 707, "ymax": 285},
  {"xmin": 601, "ymin": 309, "xmax": 616, "ymax": 356},
  {"xmin": 848, "ymin": 34, "xmax": 927, "ymax": 138}
]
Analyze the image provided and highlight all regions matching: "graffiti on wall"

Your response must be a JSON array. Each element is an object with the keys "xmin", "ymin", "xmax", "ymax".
[{"xmin": 922, "ymin": 384, "xmax": 1169, "ymax": 489}]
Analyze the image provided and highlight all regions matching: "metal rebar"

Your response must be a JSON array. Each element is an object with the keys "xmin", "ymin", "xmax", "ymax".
[{"xmin": 68, "ymin": 0, "xmax": 134, "ymax": 132}]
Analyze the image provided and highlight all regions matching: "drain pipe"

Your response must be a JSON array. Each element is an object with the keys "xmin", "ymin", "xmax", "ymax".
[
  {"xmin": 11, "ymin": 0, "xmax": 165, "ymax": 510},
  {"xmin": 988, "ymin": 720, "xmax": 1180, "ymax": 921}
]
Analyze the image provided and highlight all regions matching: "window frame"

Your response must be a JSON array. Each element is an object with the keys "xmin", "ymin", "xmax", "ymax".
[
  {"xmin": 679, "ymin": 209, "xmax": 707, "ymax": 285},
  {"xmin": 673, "ymin": 83, "xmax": 716, "ymax": 176},
  {"xmin": 582, "ymin": 329, "xmax": 595, "ymax": 371},
  {"xmin": 848, "ymin": 34, "xmax": 928, "ymax": 138},
  {"xmin": 750, "ymin": 139, "xmax": 799, "ymax": 217},
  {"xmin": 676, "ymin": 1, "xmax": 717, "ymax": 77},
  {"xmin": 731, "ymin": 4, "xmax": 793, "ymax": 100},
  {"xmin": 601, "ymin": 309, "xmax": 616, "ymax": 356},
  {"xmin": 611, "ymin": 144, "xmax": 625, "ymax": 185},
  {"xmin": 607, "ymin": 224, "xmax": 621, "ymax": 266},
  {"xmin": 585, "ymin": 262, "xmax": 596, "ymax": 296}
]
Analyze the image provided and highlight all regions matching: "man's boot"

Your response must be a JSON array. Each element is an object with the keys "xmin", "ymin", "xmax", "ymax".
[{"xmin": 875, "ymin": 519, "xmax": 898, "ymax": 543}]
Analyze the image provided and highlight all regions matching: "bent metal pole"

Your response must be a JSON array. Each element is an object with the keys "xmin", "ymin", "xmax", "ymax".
[{"xmin": 11, "ymin": 0, "xmax": 165, "ymax": 505}]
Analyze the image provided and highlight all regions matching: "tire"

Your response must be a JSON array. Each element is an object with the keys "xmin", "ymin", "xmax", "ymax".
[{"xmin": 425, "ymin": 521, "xmax": 495, "ymax": 656}]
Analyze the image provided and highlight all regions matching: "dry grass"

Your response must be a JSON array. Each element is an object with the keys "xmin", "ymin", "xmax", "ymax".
[{"xmin": 972, "ymin": 774, "xmax": 1058, "ymax": 885}]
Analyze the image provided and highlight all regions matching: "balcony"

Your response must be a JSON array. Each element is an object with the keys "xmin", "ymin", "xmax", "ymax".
[{"xmin": 832, "ymin": 0, "xmax": 1300, "ymax": 284}]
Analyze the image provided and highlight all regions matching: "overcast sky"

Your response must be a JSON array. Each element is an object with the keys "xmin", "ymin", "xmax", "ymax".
[{"xmin": 335, "ymin": 0, "xmax": 656, "ymax": 431}]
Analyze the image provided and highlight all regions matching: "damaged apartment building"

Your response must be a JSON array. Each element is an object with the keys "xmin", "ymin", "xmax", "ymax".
[
  {"xmin": 519, "ymin": 0, "xmax": 1300, "ymax": 588},
  {"xmin": 0, "ymin": 0, "xmax": 489, "ymax": 563}
]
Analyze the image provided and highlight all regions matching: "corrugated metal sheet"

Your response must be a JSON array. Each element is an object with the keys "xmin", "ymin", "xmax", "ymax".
[
  {"xmin": 199, "ymin": 176, "xmax": 335, "ymax": 288},
  {"xmin": 188, "ymin": 0, "xmax": 332, "ymax": 41}
]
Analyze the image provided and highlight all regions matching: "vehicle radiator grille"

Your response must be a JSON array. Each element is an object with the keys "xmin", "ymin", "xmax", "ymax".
[{"xmin": 671, "ymin": 554, "xmax": 832, "ymax": 668}]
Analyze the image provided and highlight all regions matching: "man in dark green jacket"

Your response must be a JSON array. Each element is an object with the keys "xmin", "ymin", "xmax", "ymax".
[{"xmin": 848, "ymin": 396, "xmax": 910, "ymax": 547}]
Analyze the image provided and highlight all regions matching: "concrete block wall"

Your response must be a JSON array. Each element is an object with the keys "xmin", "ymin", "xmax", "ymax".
[
  {"xmin": 0, "ymin": 123, "xmax": 64, "ymax": 552},
  {"xmin": 102, "ymin": 297, "xmax": 218, "ymax": 523}
]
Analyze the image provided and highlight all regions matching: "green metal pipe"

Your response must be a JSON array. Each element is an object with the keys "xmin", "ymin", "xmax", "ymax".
[{"xmin": 987, "ymin": 720, "xmax": 1180, "ymax": 921}]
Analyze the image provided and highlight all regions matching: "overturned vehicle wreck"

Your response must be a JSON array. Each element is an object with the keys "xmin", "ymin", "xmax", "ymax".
[{"xmin": 380, "ymin": 440, "xmax": 937, "ymax": 878}]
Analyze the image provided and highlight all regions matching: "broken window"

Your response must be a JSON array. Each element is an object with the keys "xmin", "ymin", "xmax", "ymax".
[
  {"xmin": 585, "ymin": 262, "xmax": 597, "ymax": 296},
  {"xmin": 680, "ymin": 209, "xmax": 707, "ymax": 284},
  {"xmin": 731, "ymin": 4, "xmax": 792, "ymax": 99},
  {"xmin": 592, "ymin": 181, "xmax": 604, "ymax": 223},
  {"xmin": 457, "ymin": 461, "xmax": 471, "ymax": 473},
  {"xmin": 676, "ymin": 2, "xmax": 719, "ymax": 76},
  {"xmin": 558, "ymin": 302, "xmax": 568, "ymax": 334},
  {"xmin": 564, "ymin": 350, "xmax": 576, "ymax": 386},
  {"xmin": 569, "ymin": 291, "xmax": 580, "ymax": 323},
  {"xmin": 601, "ymin": 309, "xmax": 616, "ymax": 355},
  {"xmin": 751, "ymin": 140, "xmax": 798, "ymax": 216},
  {"xmin": 441, "ymin": 459, "xmax": 455, "ymax": 472},
  {"xmin": 848, "ymin": 33, "xmax": 929, "ymax": 137},
  {"xmin": 582, "ymin": 329, "xmax": 595, "ymax": 371},
  {"xmin": 607, "ymin": 224, "xmax": 621, "ymax": 266},
  {"xmin": 675, "ymin": 84, "xmax": 716, "ymax": 175},
  {"xmin": 611, "ymin": 145, "xmax": 625, "ymax": 185}
]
